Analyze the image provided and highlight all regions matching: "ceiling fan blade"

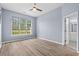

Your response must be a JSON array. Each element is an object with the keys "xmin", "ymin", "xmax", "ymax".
[
  {"xmin": 29, "ymin": 8, "xmax": 33, "ymax": 11},
  {"xmin": 36, "ymin": 8, "xmax": 42, "ymax": 11},
  {"xmin": 34, "ymin": 3, "xmax": 36, "ymax": 5},
  {"xmin": 29, "ymin": 3, "xmax": 43, "ymax": 12}
]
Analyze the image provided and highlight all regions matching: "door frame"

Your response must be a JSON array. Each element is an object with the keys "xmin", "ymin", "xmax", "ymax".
[
  {"xmin": 62, "ymin": 11, "xmax": 78, "ymax": 52},
  {"xmin": 0, "ymin": 8, "xmax": 2, "ymax": 48}
]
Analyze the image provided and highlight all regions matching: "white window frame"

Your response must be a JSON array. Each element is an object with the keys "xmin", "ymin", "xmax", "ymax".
[{"xmin": 11, "ymin": 16, "xmax": 32, "ymax": 36}]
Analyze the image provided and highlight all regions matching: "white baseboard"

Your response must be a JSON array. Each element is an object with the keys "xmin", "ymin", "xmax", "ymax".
[
  {"xmin": 38, "ymin": 37, "xmax": 63, "ymax": 45},
  {"xmin": 2, "ymin": 39, "xmax": 24, "ymax": 44},
  {"xmin": 2, "ymin": 39, "xmax": 33, "ymax": 44}
]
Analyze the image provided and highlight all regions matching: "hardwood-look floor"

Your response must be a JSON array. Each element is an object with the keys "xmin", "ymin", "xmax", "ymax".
[{"xmin": 0, "ymin": 39, "xmax": 78, "ymax": 56}]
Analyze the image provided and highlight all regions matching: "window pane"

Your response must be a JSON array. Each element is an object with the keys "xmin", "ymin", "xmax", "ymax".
[
  {"xmin": 12, "ymin": 17, "xmax": 19, "ymax": 30},
  {"xmin": 19, "ymin": 18, "xmax": 27, "ymax": 34},
  {"xmin": 11, "ymin": 16, "xmax": 32, "ymax": 35},
  {"xmin": 26, "ymin": 20, "xmax": 32, "ymax": 34},
  {"xmin": 20, "ymin": 18, "xmax": 26, "ymax": 30},
  {"xmin": 12, "ymin": 17, "xmax": 20, "ymax": 35}
]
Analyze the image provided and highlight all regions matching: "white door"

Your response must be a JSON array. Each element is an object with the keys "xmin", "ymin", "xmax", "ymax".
[
  {"xmin": 68, "ymin": 16, "xmax": 78, "ymax": 50},
  {"xmin": 64, "ymin": 12, "xmax": 78, "ymax": 51},
  {"xmin": 0, "ymin": 24, "xmax": 1, "ymax": 48}
]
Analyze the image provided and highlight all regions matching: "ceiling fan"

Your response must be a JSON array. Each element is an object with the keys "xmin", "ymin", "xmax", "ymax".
[{"xmin": 29, "ymin": 3, "xmax": 42, "ymax": 12}]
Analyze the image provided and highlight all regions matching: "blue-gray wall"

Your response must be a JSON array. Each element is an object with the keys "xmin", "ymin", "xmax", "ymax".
[
  {"xmin": 37, "ymin": 7, "xmax": 62, "ymax": 43},
  {"xmin": 37, "ymin": 3, "xmax": 79, "ymax": 51},
  {"xmin": 62, "ymin": 3, "xmax": 79, "ymax": 16},
  {"xmin": 2, "ymin": 9, "xmax": 37, "ymax": 42}
]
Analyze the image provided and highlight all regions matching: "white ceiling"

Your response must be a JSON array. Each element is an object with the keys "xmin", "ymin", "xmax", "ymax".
[{"xmin": 0, "ymin": 3, "xmax": 63, "ymax": 17}]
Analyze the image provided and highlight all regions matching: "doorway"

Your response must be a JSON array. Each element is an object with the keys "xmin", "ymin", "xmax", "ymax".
[{"xmin": 64, "ymin": 12, "xmax": 78, "ymax": 51}]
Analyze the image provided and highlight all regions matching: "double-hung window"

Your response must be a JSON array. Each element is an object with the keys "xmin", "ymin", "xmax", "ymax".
[{"xmin": 11, "ymin": 16, "xmax": 32, "ymax": 35}]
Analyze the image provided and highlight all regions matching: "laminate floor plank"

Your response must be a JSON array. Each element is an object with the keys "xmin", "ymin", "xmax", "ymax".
[{"xmin": 0, "ymin": 39, "xmax": 78, "ymax": 56}]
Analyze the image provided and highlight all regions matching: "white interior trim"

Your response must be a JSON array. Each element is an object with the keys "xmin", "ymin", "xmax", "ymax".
[
  {"xmin": 0, "ymin": 8, "xmax": 2, "ymax": 48},
  {"xmin": 2, "ymin": 39, "xmax": 25, "ymax": 44},
  {"xmin": 76, "ymin": 11, "xmax": 79, "ymax": 52},
  {"xmin": 2, "ymin": 38, "xmax": 35, "ymax": 44},
  {"xmin": 0, "ymin": 42, "xmax": 2, "ymax": 48},
  {"xmin": 63, "ymin": 11, "xmax": 79, "ymax": 53},
  {"xmin": 0, "ymin": 45, "xmax": 1, "ymax": 48},
  {"xmin": 62, "ymin": 14, "xmax": 65, "ymax": 45},
  {"xmin": 38, "ymin": 37, "xmax": 63, "ymax": 45},
  {"xmin": 2, "ymin": 40, "xmax": 17, "ymax": 44}
]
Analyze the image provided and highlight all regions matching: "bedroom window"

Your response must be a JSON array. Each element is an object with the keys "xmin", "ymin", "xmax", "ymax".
[{"xmin": 11, "ymin": 16, "xmax": 32, "ymax": 36}]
